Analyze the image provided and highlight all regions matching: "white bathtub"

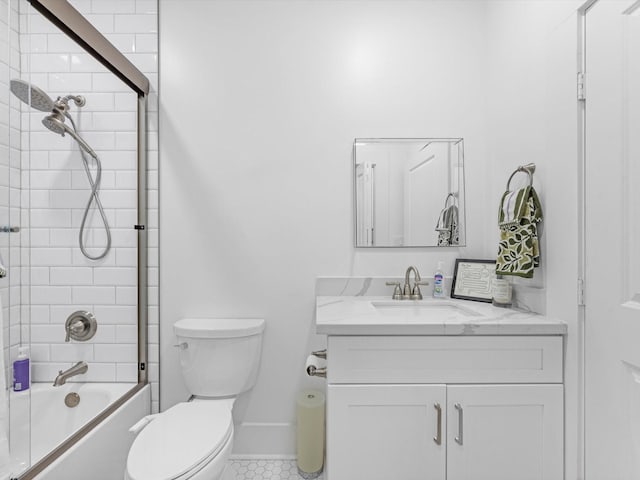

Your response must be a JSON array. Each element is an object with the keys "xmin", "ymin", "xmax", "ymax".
[{"xmin": 9, "ymin": 383, "xmax": 150, "ymax": 479}]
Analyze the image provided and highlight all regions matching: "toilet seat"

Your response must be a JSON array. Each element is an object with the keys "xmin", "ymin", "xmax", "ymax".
[{"xmin": 126, "ymin": 401, "xmax": 233, "ymax": 480}]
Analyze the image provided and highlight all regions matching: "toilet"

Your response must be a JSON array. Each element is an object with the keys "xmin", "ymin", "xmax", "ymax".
[{"xmin": 125, "ymin": 318, "xmax": 265, "ymax": 480}]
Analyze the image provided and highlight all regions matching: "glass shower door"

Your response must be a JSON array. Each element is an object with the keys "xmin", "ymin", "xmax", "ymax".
[{"xmin": 3, "ymin": 0, "xmax": 149, "ymax": 477}]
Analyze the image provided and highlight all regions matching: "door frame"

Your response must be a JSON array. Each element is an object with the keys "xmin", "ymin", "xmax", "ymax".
[
  {"xmin": 576, "ymin": 3, "xmax": 596, "ymax": 479},
  {"xmin": 577, "ymin": 2, "xmax": 640, "ymax": 479}
]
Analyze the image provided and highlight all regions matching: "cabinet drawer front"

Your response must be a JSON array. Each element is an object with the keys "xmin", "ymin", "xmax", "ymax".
[{"xmin": 327, "ymin": 336, "xmax": 563, "ymax": 384}]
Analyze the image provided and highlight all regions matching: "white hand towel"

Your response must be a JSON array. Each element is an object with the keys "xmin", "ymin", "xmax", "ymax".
[{"xmin": 501, "ymin": 190, "xmax": 520, "ymax": 224}]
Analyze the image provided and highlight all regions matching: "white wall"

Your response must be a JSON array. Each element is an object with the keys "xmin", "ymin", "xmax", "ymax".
[
  {"xmin": 484, "ymin": 0, "xmax": 581, "ymax": 309},
  {"xmin": 160, "ymin": 0, "xmax": 583, "ymax": 459},
  {"xmin": 483, "ymin": 2, "xmax": 582, "ymax": 478},
  {"xmin": 160, "ymin": 0, "xmax": 490, "ymax": 454}
]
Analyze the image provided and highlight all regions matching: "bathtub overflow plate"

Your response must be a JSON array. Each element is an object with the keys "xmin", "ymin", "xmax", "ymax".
[{"xmin": 65, "ymin": 392, "xmax": 80, "ymax": 408}]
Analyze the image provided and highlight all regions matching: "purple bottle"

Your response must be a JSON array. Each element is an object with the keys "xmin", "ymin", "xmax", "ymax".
[{"xmin": 13, "ymin": 346, "xmax": 30, "ymax": 392}]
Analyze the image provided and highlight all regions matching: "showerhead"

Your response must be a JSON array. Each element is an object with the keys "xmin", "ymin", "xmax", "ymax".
[
  {"xmin": 12, "ymin": 79, "xmax": 108, "ymax": 261},
  {"xmin": 10, "ymin": 79, "xmax": 55, "ymax": 112},
  {"xmin": 42, "ymin": 109, "xmax": 98, "ymax": 160},
  {"xmin": 42, "ymin": 111, "xmax": 68, "ymax": 135}
]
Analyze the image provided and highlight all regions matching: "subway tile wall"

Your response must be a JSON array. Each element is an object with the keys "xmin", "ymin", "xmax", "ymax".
[
  {"xmin": 1, "ymin": 0, "xmax": 22, "ymax": 390},
  {"xmin": 19, "ymin": 0, "xmax": 159, "ymax": 412}
]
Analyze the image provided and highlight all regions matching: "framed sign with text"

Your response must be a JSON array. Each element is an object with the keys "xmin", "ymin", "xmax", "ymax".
[{"xmin": 450, "ymin": 258, "xmax": 496, "ymax": 302}]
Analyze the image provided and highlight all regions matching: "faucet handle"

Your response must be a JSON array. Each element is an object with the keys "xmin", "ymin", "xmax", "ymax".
[
  {"xmin": 65, "ymin": 318, "xmax": 84, "ymax": 342},
  {"xmin": 65, "ymin": 311, "xmax": 97, "ymax": 343},
  {"xmin": 411, "ymin": 281, "xmax": 430, "ymax": 300},
  {"xmin": 386, "ymin": 281, "xmax": 403, "ymax": 300}
]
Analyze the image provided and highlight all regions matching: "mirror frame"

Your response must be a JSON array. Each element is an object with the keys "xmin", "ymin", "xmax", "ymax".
[{"xmin": 353, "ymin": 137, "xmax": 466, "ymax": 248}]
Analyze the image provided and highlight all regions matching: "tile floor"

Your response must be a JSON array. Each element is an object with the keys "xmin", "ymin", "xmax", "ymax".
[{"xmin": 227, "ymin": 459, "xmax": 324, "ymax": 480}]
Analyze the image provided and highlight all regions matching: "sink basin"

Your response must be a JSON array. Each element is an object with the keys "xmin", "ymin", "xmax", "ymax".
[{"xmin": 371, "ymin": 300, "xmax": 483, "ymax": 317}]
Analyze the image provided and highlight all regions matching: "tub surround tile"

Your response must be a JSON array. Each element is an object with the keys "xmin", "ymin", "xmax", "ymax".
[
  {"xmin": 94, "ymin": 343, "xmax": 136, "ymax": 362},
  {"xmin": 92, "ymin": 305, "xmax": 137, "ymax": 324},
  {"xmin": 116, "ymin": 362, "xmax": 138, "ymax": 382},
  {"xmin": 50, "ymin": 267, "xmax": 93, "ymax": 285},
  {"xmin": 31, "ymin": 286, "xmax": 72, "ymax": 305},
  {"xmin": 90, "ymin": 325, "xmax": 116, "ymax": 344},
  {"xmin": 92, "ymin": 1, "xmax": 136, "ymax": 15},
  {"xmin": 8, "ymin": 0, "xmax": 159, "ymax": 413},
  {"xmin": 114, "ymin": 14, "xmax": 157, "ymax": 34},
  {"xmin": 48, "ymin": 72, "xmax": 93, "ymax": 92},
  {"xmin": 72, "ymin": 286, "xmax": 117, "ymax": 304},
  {"xmin": 50, "ymin": 343, "xmax": 95, "ymax": 362}
]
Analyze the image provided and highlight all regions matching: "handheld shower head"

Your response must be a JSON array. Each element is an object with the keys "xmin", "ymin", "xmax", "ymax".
[
  {"xmin": 10, "ymin": 79, "xmax": 55, "ymax": 112},
  {"xmin": 12, "ymin": 80, "xmax": 110, "ymax": 261},
  {"xmin": 42, "ymin": 111, "xmax": 98, "ymax": 160},
  {"xmin": 41, "ymin": 111, "xmax": 68, "ymax": 135}
]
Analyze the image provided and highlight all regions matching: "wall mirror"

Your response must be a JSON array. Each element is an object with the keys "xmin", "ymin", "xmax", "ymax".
[{"xmin": 354, "ymin": 138, "xmax": 465, "ymax": 247}]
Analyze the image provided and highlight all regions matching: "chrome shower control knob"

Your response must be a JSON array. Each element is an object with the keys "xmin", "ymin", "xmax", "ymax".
[{"xmin": 65, "ymin": 311, "xmax": 98, "ymax": 342}]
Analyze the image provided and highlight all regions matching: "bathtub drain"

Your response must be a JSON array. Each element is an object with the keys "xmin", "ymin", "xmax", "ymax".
[{"xmin": 65, "ymin": 392, "xmax": 80, "ymax": 408}]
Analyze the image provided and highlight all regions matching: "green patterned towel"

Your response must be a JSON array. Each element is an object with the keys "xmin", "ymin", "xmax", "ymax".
[
  {"xmin": 496, "ymin": 186, "xmax": 543, "ymax": 278},
  {"xmin": 435, "ymin": 203, "xmax": 459, "ymax": 246}
]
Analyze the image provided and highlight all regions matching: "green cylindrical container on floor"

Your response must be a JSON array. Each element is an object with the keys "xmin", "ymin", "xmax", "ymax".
[{"xmin": 296, "ymin": 389, "xmax": 325, "ymax": 478}]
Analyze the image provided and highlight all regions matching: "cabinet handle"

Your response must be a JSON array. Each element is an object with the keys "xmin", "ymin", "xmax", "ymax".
[
  {"xmin": 433, "ymin": 403, "xmax": 442, "ymax": 445},
  {"xmin": 454, "ymin": 403, "xmax": 463, "ymax": 445}
]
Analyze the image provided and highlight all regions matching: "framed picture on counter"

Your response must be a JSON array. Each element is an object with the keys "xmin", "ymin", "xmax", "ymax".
[{"xmin": 450, "ymin": 258, "xmax": 496, "ymax": 302}]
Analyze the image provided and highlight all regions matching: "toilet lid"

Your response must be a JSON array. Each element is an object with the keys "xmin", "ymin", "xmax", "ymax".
[
  {"xmin": 127, "ymin": 402, "xmax": 233, "ymax": 480},
  {"xmin": 175, "ymin": 318, "xmax": 265, "ymax": 339}
]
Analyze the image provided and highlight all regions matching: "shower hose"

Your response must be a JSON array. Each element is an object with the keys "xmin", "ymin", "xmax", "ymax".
[{"xmin": 66, "ymin": 114, "xmax": 112, "ymax": 260}]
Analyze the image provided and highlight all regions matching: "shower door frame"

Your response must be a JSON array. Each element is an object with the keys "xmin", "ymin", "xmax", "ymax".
[{"xmin": 13, "ymin": 1, "xmax": 151, "ymax": 478}]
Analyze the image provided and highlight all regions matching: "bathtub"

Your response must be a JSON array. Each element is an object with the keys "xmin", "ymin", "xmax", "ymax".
[{"xmin": 9, "ymin": 382, "xmax": 150, "ymax": 479}]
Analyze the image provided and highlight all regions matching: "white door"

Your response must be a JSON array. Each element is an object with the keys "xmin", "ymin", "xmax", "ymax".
[
  {"xmin": 327, "ymin": 384, "xmax": 446, "ymax": 480},
  {"xmin": 446, "ymin": 385, "xmax": 563, "ymax": 480},
  {"xmin": 585, "ymin": 1, "xmax": 640, "ymax": 478}
]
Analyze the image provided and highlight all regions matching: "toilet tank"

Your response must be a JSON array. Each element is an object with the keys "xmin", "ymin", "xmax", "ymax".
[{"xmin": 174, "ymin": 318, "xmax": 265, "ymax": 397}]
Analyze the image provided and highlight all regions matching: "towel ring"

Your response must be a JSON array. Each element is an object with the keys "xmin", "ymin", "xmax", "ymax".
[{"xmin": 506, "ymin": 163, "xmax": 536, "ymax": 191}]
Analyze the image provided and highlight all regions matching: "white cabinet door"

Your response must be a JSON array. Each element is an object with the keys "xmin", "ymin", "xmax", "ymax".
[
  {"xmin": 446, "ymin": 385, "xmax": 563, "ymax": 480},
  {"xmin": 327, "ymin": 384, "xmax": 446, "ymax": 480}
]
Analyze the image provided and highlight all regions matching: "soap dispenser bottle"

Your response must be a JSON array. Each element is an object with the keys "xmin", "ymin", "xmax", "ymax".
[
  {"xmin": 433, "ymin": 261, "xmax": 446, "ymax": 298},
  {"xmin": 13, "ymin": 346, "xmax": 30, "ymax": 392}
]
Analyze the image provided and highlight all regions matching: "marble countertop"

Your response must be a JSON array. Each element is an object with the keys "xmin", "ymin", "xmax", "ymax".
[{"xmin": 315, "ymin": 296, "xmax": 567, "ymax": 336}]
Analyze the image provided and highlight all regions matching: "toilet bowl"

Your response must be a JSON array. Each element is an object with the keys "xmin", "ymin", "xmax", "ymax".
[
  {"xmin": 125, "ymin": 400, "xmax": 233, "ymax": 480},
  {"xmin": 125, "ymin": 318, "xmax": 265, "ymax": 480}
]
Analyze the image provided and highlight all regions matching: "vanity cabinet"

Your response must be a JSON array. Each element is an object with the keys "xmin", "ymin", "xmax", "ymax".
[
  {"xmin": 325, "ymin": 335, "xmax": 564, "ymax": 480},
  {"xmin": 329, "ymin": 384, "xmax": 446, "ymax": 480},
  {"xmin": 445, "ymin": 385, "xmax": 562, "ymax": 480}
]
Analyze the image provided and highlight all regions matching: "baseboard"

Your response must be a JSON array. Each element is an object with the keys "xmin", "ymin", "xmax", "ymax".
[
  {"xmin": 229, "ymin": 454, "xmax": 297, "ymax": 460},
  {"xmin": 232, "ymin": 422, "xmax": 295, "ymax": 457}
]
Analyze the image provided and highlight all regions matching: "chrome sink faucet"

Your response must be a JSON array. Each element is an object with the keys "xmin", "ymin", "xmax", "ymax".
[
  {"xmin": 53, "ymin": 361, "xmax": 88, "ymax": 387},
  {"xmin": 387, "ymin": 266, "xmax": 430, "ymax": 300}
]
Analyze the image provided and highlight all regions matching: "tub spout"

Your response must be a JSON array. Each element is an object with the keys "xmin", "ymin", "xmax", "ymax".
[{"xmin": 53, "ymin": 361, "xmax": 88, "ymax": 387}]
